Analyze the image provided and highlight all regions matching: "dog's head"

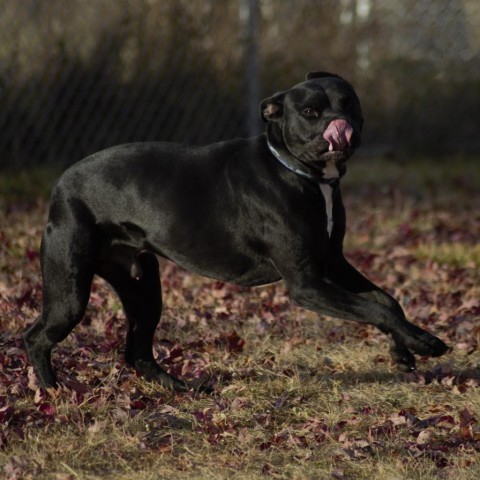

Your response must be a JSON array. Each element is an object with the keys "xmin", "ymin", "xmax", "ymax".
[{"xmin": 260, "ymin": 72, "xmax": 363, "ymax": 178}]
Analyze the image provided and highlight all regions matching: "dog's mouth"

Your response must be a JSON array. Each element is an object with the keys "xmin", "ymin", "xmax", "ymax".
[
  {"xmin": 324, "ymin": 119, "xmax": 353, "ymax": 151},
  {"xmin": 319, "ymin": 119, "xmax": 354, "ymax": 162},
  {"xmin": 300, "ymin": 119, "xmax": 355, "ymax": 180},
  {"xmin": 317, "ymin": 149, "xmax": 353, "ymax": 162},
  {"xmin": 304, "ymin": 119, "xmax": 355, "ymax": 164}
]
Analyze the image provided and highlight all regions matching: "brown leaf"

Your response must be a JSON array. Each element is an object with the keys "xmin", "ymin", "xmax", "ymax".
[
  {"xmin": 261, "ymin": 464, "xmax": 280, "ymax": 476},
  {"xmin": 331, "ymin": 468, "xmax": 345, "ymax": 479},
  {"xmin": 53, "ymin": 474, "xmax": 76, "ymax": 480},
  {"xmin": 141, "ymin": 431, "xmax": 174, "ymax": 452},
  {"xmin": 113, "ymin": 407, "xmax": 129, "ymax": 424},
  {"xmin": 3, "ymin": 456, "xmax": 28, "ymax": 480},
  {"xmin": 459, "ymin": 406, "xmax": 477, "ymax": 438},
  {"xmin": 27, "ymin": 366, "xmax": 40, "ymax": 391},
  {"xmin": 416, "ymin": 429, "xmax": 433, "ymax": 444},
  {"xmin": 87, "ymin": 420, "xmax": 107, "ymax": 435}
]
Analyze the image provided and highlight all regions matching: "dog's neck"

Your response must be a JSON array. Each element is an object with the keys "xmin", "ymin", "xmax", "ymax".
[
  {"xmin": 265, "ymin": 132, "xmax": 340, "ymax": 187},
  {"xmin": 265, "ymin": 132, "xmax": 339, "ymax": 237}
]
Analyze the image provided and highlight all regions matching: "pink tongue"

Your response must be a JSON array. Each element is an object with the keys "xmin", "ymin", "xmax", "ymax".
[{"xmin": 323, "ymin": 119, "xmax": 353, "ymax": 151}]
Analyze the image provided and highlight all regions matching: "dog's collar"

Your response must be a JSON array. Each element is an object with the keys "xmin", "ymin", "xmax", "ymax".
[{"xmin": 267, "ymin": 140, "xmax": 339, "ymax": 186}]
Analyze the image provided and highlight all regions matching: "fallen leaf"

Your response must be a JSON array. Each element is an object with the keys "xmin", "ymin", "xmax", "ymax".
[{"xmin": 416, "ymin": 429, "xmax": 433, "ymax": 444}]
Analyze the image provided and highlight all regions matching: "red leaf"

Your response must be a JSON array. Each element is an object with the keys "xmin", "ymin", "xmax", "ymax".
[
  {"xmin": 130, "ymin": 399, "xmax": 147, "ymax": 410},
  {"xmin": 215, "ymin": 331, "xmax": 245, "ymax": 353},
  {"xmin": 59, "ymin": 376, "xmax": 91, "ymax": 394},
  {"xmin": 37, "ymin": 403, "xmax": 56, "ymax": 418},
  {"xmin": 163, "ymin": 346, "xmax": 184, "ymax": 364},
  {"xmin": 26, "ymin": 249, "xmax": 39, "ymax": 261}
]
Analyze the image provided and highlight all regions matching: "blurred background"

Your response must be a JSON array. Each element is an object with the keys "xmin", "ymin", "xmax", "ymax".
[{"xmin": 0, "ymin": 0, "xmax": 479, "ymax": 169}]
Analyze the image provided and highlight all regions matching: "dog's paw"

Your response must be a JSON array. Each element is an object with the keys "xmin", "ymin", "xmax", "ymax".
[
  {"xmin": 134, "ymin": 360, "xmax": 213, "ymax": 393},
  {"xmin": 389, "ymin": 339, "xmax": 416, "ymax": 372},
  {"xmin": 403, "ymin": 328, "xmax": 449, "ymax": 358},
  {"xmin": 187, "ymin": 376, "xmax": 214, "ymax": 394},
  {"xmin": 134, "ymin": 360, "xmax": 189, "ymax": 391}
]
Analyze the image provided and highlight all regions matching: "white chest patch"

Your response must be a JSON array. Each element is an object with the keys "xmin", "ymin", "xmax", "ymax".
[
  {"xmin": 319, "ymin": 161, "xmax": 339, "ymax": 237},
  {"xmin": 323, "ymin": 160, "xmax": 339, "ymax": 180},
  {"xmin": 319, "ymin": 184, "xmax": 334, "ymax": 237}
]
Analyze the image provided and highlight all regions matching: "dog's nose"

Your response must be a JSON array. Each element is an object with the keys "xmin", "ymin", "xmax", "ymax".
[{"xmin": 323, "ymin": 119, "xmax": 353, "ymax": 151}]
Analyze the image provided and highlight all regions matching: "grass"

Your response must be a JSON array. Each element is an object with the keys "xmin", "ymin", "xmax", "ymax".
[
  {"xmin": 1, "ymin": 157, "xmax": 480, "ymax": 479},
  {"xmin": 5, "ymin": 342, "xmax": 480, "ymax": 479},
  {"xmin": 414, "ymin": 243, "xmax": 480, "ymax": 268}
]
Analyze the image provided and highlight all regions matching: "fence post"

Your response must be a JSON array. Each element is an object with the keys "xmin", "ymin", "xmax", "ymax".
[{"xmin": 240, "ymin": 0, "xmax": 261, "ymax": 137}]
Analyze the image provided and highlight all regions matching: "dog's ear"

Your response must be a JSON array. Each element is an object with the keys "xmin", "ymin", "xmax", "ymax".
[
  {"xmin": 306, "ymin": 71, "xmax": 343, "ymax": 81},
  {"xmin": 260, "ymin": 92, "xmax": 285, "ymax": 123}
]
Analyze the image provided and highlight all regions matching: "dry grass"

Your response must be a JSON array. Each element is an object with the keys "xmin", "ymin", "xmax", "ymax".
[
  {"xmin": 1, "ymin": 158, "xmax": 480, "ymax": 479},
  {"xmin": 4, "ymin": 342, "xmax": 480, "ymax": 480}
]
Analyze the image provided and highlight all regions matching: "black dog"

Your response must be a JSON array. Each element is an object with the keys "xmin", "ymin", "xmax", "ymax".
[{"xmin": 24, "ymin": 71, "xmax": 448, "ymax": 389}]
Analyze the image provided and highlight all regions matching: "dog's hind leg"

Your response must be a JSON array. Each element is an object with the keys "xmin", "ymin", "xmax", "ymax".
[
  {"xmin": 24, "ymin": 223, "xmax": 95, "ymax": 388},
  {"xmin": 96, "ymin": 249, "xmax": 188, "ymax": 391}
]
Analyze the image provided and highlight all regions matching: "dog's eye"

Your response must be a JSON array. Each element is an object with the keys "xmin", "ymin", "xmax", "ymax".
[{"xmin": 302, "ymin": 108, "xmax": 319, "ymax": 118}]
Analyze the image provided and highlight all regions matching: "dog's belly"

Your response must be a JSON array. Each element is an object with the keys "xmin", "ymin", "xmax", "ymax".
[
  {"xmin": 96, "ymin": 226, "xmax": 282, "ymax": 287},
  {"xmin": 154, "ymin": 245, "xmax": 282, "ymax": 287}
]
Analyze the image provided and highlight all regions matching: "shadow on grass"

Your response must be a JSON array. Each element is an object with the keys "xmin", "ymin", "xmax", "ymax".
[
  {"xmin": 314, "ymin": 364, "xmax": 480, "ymax": 387},
  {"xmin": 210, "ymin": 361, "xmax": 480, "ymax": 389}
]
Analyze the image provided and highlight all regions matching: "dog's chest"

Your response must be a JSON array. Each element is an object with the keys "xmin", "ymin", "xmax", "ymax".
[
  {"xmin": 319, "ymin": 184, "xmax": 334, "ymax": 237},
  {"xmin": 319, "ymin": 160, "xmax": 339, "ymax": 237}
]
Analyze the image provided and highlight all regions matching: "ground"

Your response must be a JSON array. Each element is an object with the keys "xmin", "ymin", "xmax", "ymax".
[{"xmin": 0, "ymin": 158, "xmax": 479, "ymax": 479}]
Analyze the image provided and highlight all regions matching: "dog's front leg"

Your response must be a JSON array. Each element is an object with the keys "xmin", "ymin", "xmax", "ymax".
[
  {"xmin": 280, "ymin": 261, "xmax": 448, "ymax": 368},
  {"xmin": 325, "ymin": 256, "xmax": 430, "ymax": 371},
  {"xmin": 326, "ymin": 256, "xmax": 402, "ymax": 311}
]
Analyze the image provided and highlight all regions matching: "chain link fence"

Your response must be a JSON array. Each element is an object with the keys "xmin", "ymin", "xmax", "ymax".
[{"xmin": 1, "ymin": 0, "xmax": 479, "ymax": 169}]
